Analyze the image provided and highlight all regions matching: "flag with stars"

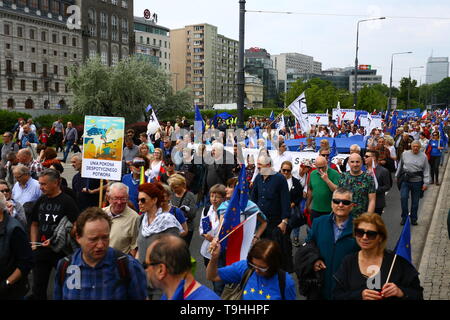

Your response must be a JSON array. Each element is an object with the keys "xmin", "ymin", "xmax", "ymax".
[
  {"xmin": 219, "ymin": 165, "xmax": 253, "ymax": 265},
  {"xmin": 394, "ymin": 215, "xmax": 412, "ymax": 264}
]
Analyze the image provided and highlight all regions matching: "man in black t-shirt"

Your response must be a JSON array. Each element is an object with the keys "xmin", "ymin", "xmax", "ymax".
[{"xmin": 29, "ymin": 169, "xmax": 80, "ymax": 300}]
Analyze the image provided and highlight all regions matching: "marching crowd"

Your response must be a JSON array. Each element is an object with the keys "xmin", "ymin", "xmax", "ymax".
[{"xmin": 0, "ymin": 111, "xmax": 449, "ymax": 301}]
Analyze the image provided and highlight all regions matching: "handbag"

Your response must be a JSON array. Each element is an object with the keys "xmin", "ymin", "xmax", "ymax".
[{"xmin": 221, "ymin": 268, "xmax": 254, "ymax": 300}]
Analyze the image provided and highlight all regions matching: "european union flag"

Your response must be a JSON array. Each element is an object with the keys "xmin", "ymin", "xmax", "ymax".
[
  {"xmin": 194, "ymin": 104, "xmax": 205, "ymax": 132},
  {"xmin": 329, "ymin": 140, "xmax": 337, "ymax": 166},
  {"xmin": 269, "ymin": 110, "xmax": 275, "ymax": 122},
  {"xmin": 389, "ymin": 112, "xmax": 398, "ymax": 137},
  {"xmin": 219, "ymin": 165, "xmax": 248, "ymax": 250},
  {"xmin": 439, "ymin": 122, "xmax": 448, "ymax": 146},
  {"xmin": 355, "ymin": 114, "xmax": 360, "ymax": 126},
  {"xmin": 201, "ymin": 216, "xmax": 212, "ymax": 234},
  {"xmin": 394, "ymin": 215, "xmax": 412, "ymax": 264},
  {"xmin": 145, "ymin": 104, "xmax": 152, "ymax": 113},
  {"xmin": 212, "ymin": 110, "xmax": 219, "ymax": 129}
]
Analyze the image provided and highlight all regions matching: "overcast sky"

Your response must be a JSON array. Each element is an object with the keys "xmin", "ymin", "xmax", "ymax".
[{"xmin": 134, "ymin": 0, "xmax": 450, "ymax": 87}]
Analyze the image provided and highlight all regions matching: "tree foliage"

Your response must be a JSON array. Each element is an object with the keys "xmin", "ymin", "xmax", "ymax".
[{"xmin": 67, "ymin": 56, "xmax": 193, "ymax": 124}]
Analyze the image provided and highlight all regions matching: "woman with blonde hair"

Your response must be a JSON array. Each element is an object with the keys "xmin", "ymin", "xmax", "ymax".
[{"xmin": 333, "ymin": 213, "xmax": 423, "ymax": 300}]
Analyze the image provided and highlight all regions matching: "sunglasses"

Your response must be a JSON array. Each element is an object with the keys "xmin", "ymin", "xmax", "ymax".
[
  {"xmin": 281, "ymin": 169, "xmax": 291, "ymax": 173},
  {"xmin": 332, "ymin": 198, "xmax": 353, "ymax": 206},
  {"xmin": 364, "ymin": 155, "xmax": 372, "ymax": 158},
  {"xmin": 138, "ymin": 198, "xmax": 147, "ymax": 204},
  {"xmin": 247, "ymin": 261, "xmax": 269, "ymax": 273},
  {"xmin": 0, "ymin": 189, "xmax": 10, "ymax": 193},
  {"xmin": 355, "ymin": 228, "xmax": 379, "ymax": 240}
]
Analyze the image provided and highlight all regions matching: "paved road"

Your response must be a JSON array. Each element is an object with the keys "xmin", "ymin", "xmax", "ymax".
[{"xmin": 41, "ymin": 150, "xmax": 445, "ymax": 299}]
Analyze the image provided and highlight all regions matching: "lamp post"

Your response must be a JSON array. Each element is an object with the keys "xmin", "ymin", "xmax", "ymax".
[
  {"xmin": 236, "ymin": 0, "xmax": 246, "ymax": 128},
  {"xmin": 354, "ymin": 17, "xmax": 385, "ymax": 108},
  {"xmin": 408, "ymin": 66, "xmax": 423, "ymax": 109},
  {"xmin": 387, "ymin": 51, "xmax": 412, "ymax": 120}
]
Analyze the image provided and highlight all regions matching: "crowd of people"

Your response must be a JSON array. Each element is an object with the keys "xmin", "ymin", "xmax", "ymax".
[{"xmin": 0, "ymin": 110, "xmax": 448, "ymax": 301}]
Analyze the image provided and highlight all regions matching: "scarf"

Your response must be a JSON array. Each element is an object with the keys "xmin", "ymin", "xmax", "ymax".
[{"xmin": 141, "ymin": 208, "xmax": 183, "ymax": 237}]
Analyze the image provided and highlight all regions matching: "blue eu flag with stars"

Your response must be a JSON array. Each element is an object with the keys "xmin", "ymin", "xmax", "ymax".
[
  {"xmin": 394, "ymin": 215, "xmax": 412, "ymax": 264},
  {"xmin": 219, "ymin": 165, "xmax": 248, "ymax": 251}
]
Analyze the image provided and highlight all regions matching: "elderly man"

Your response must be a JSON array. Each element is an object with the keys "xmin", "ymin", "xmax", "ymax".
[
  {"xmin": 103, "ymin": 183, "xmax": 140, "ymax": 256},
  {"xmin": 20, "ymin": 124, "xmax": 38, "ymax": 151},
  {"xmin": 250, "ymin": 152, "xmax": 292, "ymax": 271},
  {"xmin": 16, "ymin": 148, "xmax": 43, "ymax": 179},
  {"xmin": 1, "ymin": 132, "xmax": 19, "ymax": 179},
  {"xmin": 338, "ymin": 153, "xmax": 376, "ymax": 217},
  {"xmin": 62, "ymin": 122, "xmax": 78, "ymax": 163},
  {"xmin": 273, "ymin": 141, "xmax": 293, "ymax": 172},
  {"xmin": 307, "ymin": 156, "xmax": 340, "ymax": 222},
  {"xmin": 11, "ymin": 164, "xmax": 42, "ymax": 206},
  {"xmin": 396, "ymin": 140, "xmax": 430, "ymax": 226},
  {"xmin": 304, "ymin": 187, "xmax": 360, "ymax": 300},
  {"xmin": 54, "ymin": 207, "xmax": 147, "ymax": 300}
]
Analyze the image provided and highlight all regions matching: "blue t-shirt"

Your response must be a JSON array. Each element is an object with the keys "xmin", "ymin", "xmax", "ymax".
[
  {"xmin": 429, "ymin": 139, "xmax": 444, "ymax": 157},
  {"xmin": 169, "ymin": 206, "xmax": 187, "ymax": 225},
  {"xmin": 161, "ymin": 284, "xmax": 221, "ymax": 300},
  {"xmin": 218, "ymin": 260, "xmax": 296, "ymax": 300}
]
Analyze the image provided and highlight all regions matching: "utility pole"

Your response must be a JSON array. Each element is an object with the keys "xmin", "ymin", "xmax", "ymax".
[{"xmin": 236, "ymin": 0, "xmax": 246, "ymax": 128}]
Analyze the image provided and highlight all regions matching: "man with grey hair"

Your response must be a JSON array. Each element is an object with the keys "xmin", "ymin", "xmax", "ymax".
[
  {"xmin": 303, "ymin": 187, "xmax": 360, "ymax": 300},
  {"xmin": 11, "ymin": 164, "xmax": 42, "ymax": 205},
  {"xmin": 103, "ymin": 182, "xmax": 140, "ymax": 256},
  {"xmin": 28, "ymin": 169, "xmax": 80, "ymax": 300},
  {"xmin": 396, "ymin": 140, "xmax": 430, "ymax": 226},
  {"xmin": 16, "ymin": 148, "xmax": 43, "ymax": 179},
  {"xmin": 1, "ymin": 131, "xmax": 19, "ymax": 179}
]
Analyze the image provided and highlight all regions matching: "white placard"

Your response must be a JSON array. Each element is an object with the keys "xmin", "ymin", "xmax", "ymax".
[
  {"xmin": 308, "ymin": 114, "xmax": 329, "ymax": 125},
  {"xmin": 332, "ymin": 109, "xmax": 356, "ymax": 121}
]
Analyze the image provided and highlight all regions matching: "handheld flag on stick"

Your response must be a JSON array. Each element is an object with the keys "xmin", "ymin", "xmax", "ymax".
[
  {"xmin": 269, "ymin": 110, "xmax": 275, "ymax": 122},
  {"xmin": 386, "ymin": 215, "xmax": 412, "ymax": 284},
  {"xmin": 288, "ymin": 91, "xmax": 310, "ymax": 134},
  {"xmin": 194, "ymin": 104, "xmax": 205, "ymax": 132},
  {"xmin": 146, "ymin": 105, "xmax": 160, "ymax": 135},
  {"xmin": 140, "ymin": 166, "xmax": 145, "ymax": 185}
]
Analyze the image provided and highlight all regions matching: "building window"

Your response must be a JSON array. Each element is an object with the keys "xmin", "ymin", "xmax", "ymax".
[
  {"xmin": 65, "ymin": 84, "xmax": 68, "ymax": 93},
  {"xmin": 31, "ymin": 63, "xmax": 36, "ymax": 73},
  {"xmin": 6, "ymin": 43, "xmax": 11, "ymax": 50},
  {"xmin": 6, "ymin": 60, "xmax": 12, "ymax": 73},
  {"xmin": 64, "ymin": 66, "xmax": 68, "ymax": 76},
  {"xmin": 73, "ymin": 53, "xmax": 77, "ymax": 59},
  {"xmin": 17, "ymin": 26, "xmax": 23, "ymax": 38},
  {"xmin": 19, "ymin": 45, "xmax": 24, "ymax": 51},
  {"xmin": 21, "ymin": 80, "xmax": 26, "ymax": 91},
  {"xmin": 4, "ymin": 24, "xmax": 10, "ymax": 35},
  {"xmin": 55, "ymin": 82, "xmax": 59, "ymax": 92},
  {"xmin": 41, "ymin": 0, "xmax": 49, "ymax": 11},
  {"xmin": 44, "ymin": 81, "xmax": 49, "ymax": 92},
  {"xmin": 112, "ymin": 51, "xmax": 119, "ymax": 66},
  {"xmin": 30, "ymin": 0, "xmax": 38, "ymax": 9},
  {"xmin": 72, "ymin": 37, "xmax": 77, "ymax": 47},
  {"xmin": 101, "ymin": 49, "xmax": 108, "ymax": 65},
  {"xmin": 111, "ymin": 0, "xmax": 118, "ymax": 5},
  {"xmin": 64, "ymin": 52, "xmax": 67, "ymax": 57},
  {"xmin": 43, "ymin": 64, "xmax": 48, "ymax": 77},
  {"xmin": 33, "ymin": 81, "xmax": 38, "ymax": 92},
  {"xmin": 43, "ymin": 49, "xmax": 47, "ymax": 54},
  {"xmin": 8, "ymin": 79, "xmax": 13, "ymax": 91},
  {"xmin": 122, "ymin": 0, "xmax": 128, "ymax": 9},
  {"xmin": 18, "ymin": 0, "xmax": 26, "ymax": 7},
  {"xmin": 19, "ymin": 61, "xmax": 24, "ymax": 72},
  {"xmin": 54, "ymin": 50, "xmax": 57, "ymax": 56},
  {"xmin": 41, "ymin": 31, "xmax": 47, "ymax": 41},
  {"xmin": 52, "ymin": 33, "xmax": 57, "ymax": 43},
  {"xmin": 62, "ymin": 36, "xmax": 67, "ymax": 45},
  {"xmin": 29, "ymin": 29, "xmax": 35, "ymax": 40},
  {"xmin": 54, "ymin": 65, "xmax": 58, "ymax": 75}
]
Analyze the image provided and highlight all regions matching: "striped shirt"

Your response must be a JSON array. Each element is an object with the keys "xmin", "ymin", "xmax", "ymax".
[{"xmin": 54, "ymin": 247, "xmax": 147, "ymax": 300}]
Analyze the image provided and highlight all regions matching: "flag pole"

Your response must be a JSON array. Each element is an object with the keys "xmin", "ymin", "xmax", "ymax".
[
  {"xmin": 385, "ymin": 254, "xmax": 397, "ymax": 284},
  {"xmin": 98, "ymin": 179, "xmax": 104, "ymax": 208},
  {"xmin": 209, "ymin": 217, "xmax": 225, "ymax": 254}
]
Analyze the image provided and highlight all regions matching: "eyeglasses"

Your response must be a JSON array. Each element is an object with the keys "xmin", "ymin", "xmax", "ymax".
[
  {"xmin": 332, "ymin": 198, "xmax": 353, "ymax": 206},
  {"xmin": 354, "ymin": 228, "xmax": 379, "ymax": 240},
  {"xmin": 247, "ymin": 261, "xmax": 269, "ymax": 273},
  {"xmin": 281, "ymin": 169, "xmax": 292, "ymax": 173},
  {"xmin": 138, "ymin": 198, "xmax": 147, "ymax": 204},
  {"xmin": 110, "ymin": 197, "xmax": 128, "ymax": 202},
  {"xmin": 0, "ymin": 189, "xmax": 10, "ymax": 193}
]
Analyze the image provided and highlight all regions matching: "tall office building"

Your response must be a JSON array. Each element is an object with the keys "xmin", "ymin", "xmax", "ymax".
[
  {"xmin": 0, "ymin": 0, "xmax": 82, "ymax": 111},
  {"xmin": 426, "ymin": 57, "xmax": 449, "ymax": 84},
  {"xmin": 244, "ymin": 47, "xmax": 278, "ymax": 106},
  {"xmin": 271, "ymin": 52, "xmax": 322, "ymax": 82},
  {"xmin": 134, "ymin": 16, "xmax": 170, "ymax": 72},
  {"xmin": 170, "ymin": 23, "xmax": 238, "ymax": 109}
]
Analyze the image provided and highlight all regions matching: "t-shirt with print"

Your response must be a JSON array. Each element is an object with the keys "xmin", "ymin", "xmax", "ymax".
[
  {"xmin": 338, "ymin": 172, "xmax": 375, "ymax": 218},
  {"xmin": 31, "ymin": 192, "xmax": 80, "ymax": 242}
]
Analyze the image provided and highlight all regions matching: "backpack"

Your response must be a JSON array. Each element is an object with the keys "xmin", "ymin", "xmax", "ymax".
[{"xmin": 58, "ymin": 248, "xmax": 130, "ymax": 289}]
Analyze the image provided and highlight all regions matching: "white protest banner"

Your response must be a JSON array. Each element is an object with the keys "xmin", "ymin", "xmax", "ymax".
[
  {"xmin": 370, "ymin": 115, "xmax": 383, "ymax": 128},
  {"xmin": 332, "ymin": 109, "xmax": 356, "ymax": 121},
  {"xmin": 308, "ymin": 114, "xmax": 329, "ymax": 125},
  {"xmin": 360, "ymin": 115, "xmax": 369, "ymax": 127},
  {"xmin": 81, "ymin": 116, "xmax": 125, "ymax": 181}
]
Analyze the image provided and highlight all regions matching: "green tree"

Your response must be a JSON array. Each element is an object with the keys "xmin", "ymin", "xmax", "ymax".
[
  {"xmin": 357, "ymin": 85, "xmax": 388, "ymax": 111},
  {"xmin": 435, "ymin": 77, "xmax": 450, "ymax": 105},
  {"xmin": 67, "ymin": 56, "xmax": 192, "ymax": 124}
]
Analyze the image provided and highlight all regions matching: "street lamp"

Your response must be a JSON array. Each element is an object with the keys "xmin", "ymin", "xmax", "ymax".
[
  {"xmin": 387, "ymin": 51, "xmax": 412, "ymax": 120},
  {"xmin": 408, "ymin": 66, "xmax": 424, "ymax": 109},
  {"xmin": 354, "ymin": 17, "xmax": 386, "ymax": 108}
]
